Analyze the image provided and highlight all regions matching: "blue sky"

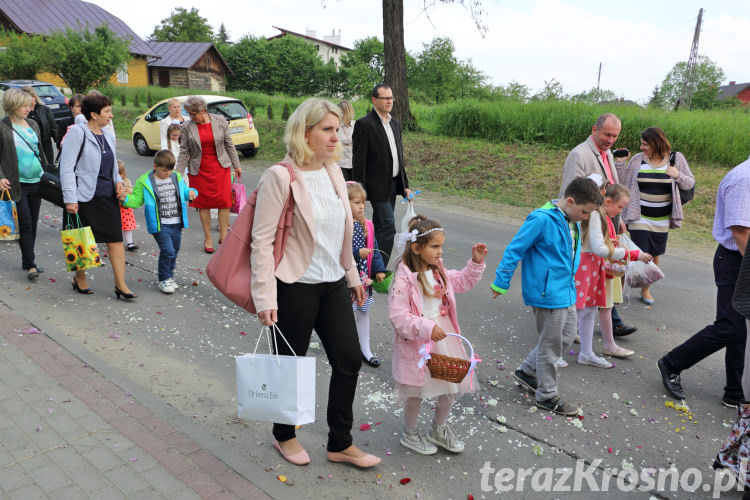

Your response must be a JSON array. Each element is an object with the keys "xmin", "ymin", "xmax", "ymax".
[{"xmin": 88, "ymin": 0, "xmax": 750, "ymax": 103}]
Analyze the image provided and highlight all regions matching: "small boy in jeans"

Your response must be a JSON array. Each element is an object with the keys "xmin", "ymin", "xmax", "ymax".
[
  {"xmin": 122, "ymin": 150, "xmax": 197, "ymax": 294},
  {"xmin": 490, "ymin": 177, "xmax": 602, "ymax": 416}
]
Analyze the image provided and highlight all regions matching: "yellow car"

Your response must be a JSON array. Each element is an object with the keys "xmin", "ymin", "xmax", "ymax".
[{"xmin": 131, "ymin": 95, "xmax": 259, "ymax": 157}]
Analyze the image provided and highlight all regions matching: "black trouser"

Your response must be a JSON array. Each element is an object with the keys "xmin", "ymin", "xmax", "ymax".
[
  {"xmin": 371, "ymin": 179, "xmax": 398, "ymax": 267},
  {"xmin": 272, "ymin": 278, "xmax": 362, "ymax": 452},
  {"xmin": 663, "ymin": 245, "xmax": 747, "ymax": 400},
  {"xmin": 16, "ymin": 182, "xmax": 42, "ymax": 271},
  {"xmin": 341, "ymin": 168, "xmax": 353, "ymax": 181}
]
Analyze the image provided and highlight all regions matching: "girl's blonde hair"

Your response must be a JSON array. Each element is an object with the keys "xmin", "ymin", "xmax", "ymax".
[
  {"xmin": 166, "ymin": 123, "xmax": 181, "ymax": 148},
  {"xmin": 284, "ymin": 98, "xmax": 343, "ymax": 165},
  {"xmin": 338, "ymin": 100, "xmax": 354, "ymax": 124},
  {"xmin": 400, "ymin": 215, "xmax": 447, "ymax": 298},
  {"xmin": 347, "ymin": 181, "xmax": 368, "ymax": 236},
  {"xmin": 581, "ymin": 184, "xmax": 630, "ymax": 259},
  {"xmin": 117, "ymin": 160, "xmax": 127, "ymax": 179}
]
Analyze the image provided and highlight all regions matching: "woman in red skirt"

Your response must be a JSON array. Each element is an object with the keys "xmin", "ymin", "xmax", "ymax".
[{"xmin": 175, "ymin": 96, "xmax": 241, "ymax": 253}]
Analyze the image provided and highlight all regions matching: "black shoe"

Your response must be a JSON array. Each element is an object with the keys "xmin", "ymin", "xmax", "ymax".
[
  {"xmin": 363, "ymin": 355, "xmax": 380, "ymax": 368},
  {"xmin": 114, "ymin": 287, "xmax": 137, "ymax": 301},
  {"xmin": 721, "ymin": 395, "xmax": 743, "ymax": 408},
  {"xmin": 71, "ymin": 278, "xmax": 94, "ymax": 295},
  {"xmin": 126, "ymin": 243, "xmax": 138, "ymax": 251},
  {"xmin": 26, "ymin": 267, "xmax": 40, "ymax": 280},
  {"xmin": 536, "ymin": 396, "xmax": 580, "ymax": 416},
  {"xmin": 657, "ymin": 358, "xmax": 685, "ymax": 399},
  {"xmin": 513, "ymin": 369, "xmax": 538, "ymax": 393},
  {"xmin": 613, "ymin": 324, "xmax": 637, "ymax": 337}
]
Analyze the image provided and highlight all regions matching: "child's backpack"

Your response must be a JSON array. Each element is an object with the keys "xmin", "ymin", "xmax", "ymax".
[{"xmin": 206, "ymin": 163, "xmax": 295, "ymax": 313}]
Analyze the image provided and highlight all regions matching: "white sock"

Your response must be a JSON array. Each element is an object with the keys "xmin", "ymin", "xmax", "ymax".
[
  {"xmin": 123, "ymin": 230, "xmax": 133, "ymax": 245},
  {"xmin": 577, "ymin": 307, "xmax": 597, "ymax": 357},
  {"xmin": 355, "ymin": 310, "xmax": 374, "ymax": 360}
]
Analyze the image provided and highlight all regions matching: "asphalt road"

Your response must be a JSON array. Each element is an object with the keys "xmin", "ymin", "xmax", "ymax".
[{"xmin": 0, "ymin": 144, "xmax": 744, "ymax": 500}]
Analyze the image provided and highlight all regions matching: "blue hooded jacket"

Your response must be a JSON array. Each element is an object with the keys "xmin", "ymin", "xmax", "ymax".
[{"xmin": 491, "ymin": 201, "xmax": 581, "ymax": 309}]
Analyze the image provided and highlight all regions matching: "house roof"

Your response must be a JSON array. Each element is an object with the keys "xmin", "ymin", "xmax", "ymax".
[
  {"xmin": 147, "ymin": 42, "xmax": 231, "ymax": 74},
  {"xmin": 718, "ymin": 82, "xmax": 750, "ymax": 100},
  {"xmin": 0, "ymin": 0, "xmax": 157, "ymax": 57},
  {"xmin": 268, "ymin": 26, "xmax": 352, "ymax": 51}
]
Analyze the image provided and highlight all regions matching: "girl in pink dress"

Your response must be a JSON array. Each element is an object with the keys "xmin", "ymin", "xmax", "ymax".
[
  {"xmin": 388, "ymin": 215, "xmax": 486, "ymax": 455},
  {"xmin": 118, "ymin": 161, "xmax": 138, "ymax": 251}
]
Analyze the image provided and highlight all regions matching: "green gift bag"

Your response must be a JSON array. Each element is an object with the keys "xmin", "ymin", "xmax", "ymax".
[
  {"xmin": 0, "ymin": 189, "xmax": 19, "ymax": 241},
  {"xmin": 61, "ymin": 214, "xmax": 102, "ymax": 272}
]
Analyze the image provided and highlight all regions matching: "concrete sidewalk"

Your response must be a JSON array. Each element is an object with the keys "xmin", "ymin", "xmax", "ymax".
[{"xmin": 0, "ymin": 300, "xmax": 271, "ymax": 500}]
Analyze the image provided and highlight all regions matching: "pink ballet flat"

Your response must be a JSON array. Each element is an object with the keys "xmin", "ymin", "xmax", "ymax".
[
  {"xmin": 327, "ymin": 450, "xmax": 381, "ymax": 468},
  {"xmin": 272, "ymin": 439, "xmax": 310, "ymax": 466}
]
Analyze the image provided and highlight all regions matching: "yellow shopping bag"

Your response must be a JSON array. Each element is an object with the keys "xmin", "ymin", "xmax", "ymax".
[
  {"xmin": 61, "ymin": 214, "xmax": 102, "ymax": 272},
  {"xmin": 0, "ymin": 189, "xmax": 19, "ymax": 241}
]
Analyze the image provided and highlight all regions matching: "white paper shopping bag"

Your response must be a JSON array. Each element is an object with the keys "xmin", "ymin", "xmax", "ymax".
[{"xmin": 236, "ymin": 325, "xmax": 316, "ymax": 425}]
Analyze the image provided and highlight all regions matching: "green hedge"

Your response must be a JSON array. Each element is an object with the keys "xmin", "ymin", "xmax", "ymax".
[{"xmin": 432, "ymin": 100, "xmax": 750, "ymax": 167}]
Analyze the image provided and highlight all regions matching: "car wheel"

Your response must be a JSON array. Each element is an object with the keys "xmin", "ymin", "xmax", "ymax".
[
  {"xmin": 241, "ymin": 147, "xmax": 257, "ymax": 158},
  {"xmin": 133, "ymin": 134, "xmax": 153, "ymax": 156}
]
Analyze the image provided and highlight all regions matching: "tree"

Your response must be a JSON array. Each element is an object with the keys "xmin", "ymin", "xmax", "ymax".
[
  {"xmin": 494, "ymin": 81, "xmax": 530, "ymax": 102},
  {"xmin": 215, "ymin": 23, "xmax": 230, "ymax": 45},
  {"xmin": 657, "ymin": 55, "xmax": 725, "ymax": 110},
  {"xmin": 339, "ymin": 37, "xmax": 385, "ymax": 97},
  {"xmin": 410, "ymin": 37, "xmax": 486, "ymax": 103},
  {"xmin": 150, "ymin": 7, "xmax": 214, "ymax": 42},
  {"xmin": 531, "ymin": 78, "xmax": 566, "ymax": 101},
  {"xmin": 647, "ymin": 85, "xmax": 664, "ymax": 109},
  {"xmin": 381, "ymin": 0, "xmax": 486, "ymax": 129},
  {"xmin": 220, "ymin": 35, "xmax": 327, "ymax": 96},
  {"xmin": 570, "ymin": 87, "xmax": 616, "ymax": 103},
  {"xmin": 0, "ymin": 30, "xmax": 47, "ymax": 80},
  {"xmin": 45, "ymin": 25, "xmax": 131, "ymax": 94}
]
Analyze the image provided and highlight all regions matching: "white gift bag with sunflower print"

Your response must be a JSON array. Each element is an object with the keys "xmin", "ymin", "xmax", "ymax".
[
  {"xmin": 61, "ymin": 214, "xmax": 102, "ymax": 272},
  {"xmin": 0, "ymin": 189, "xmax": 19, "ymax": 241}
]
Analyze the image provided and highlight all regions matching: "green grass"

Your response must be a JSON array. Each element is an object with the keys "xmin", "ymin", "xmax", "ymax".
[{"xmin": 108, "ymin": 86, "xmax": 728, "ymax": 243}]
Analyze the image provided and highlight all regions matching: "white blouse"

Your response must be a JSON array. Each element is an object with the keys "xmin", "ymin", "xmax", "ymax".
[
  {"xmin": 297, "ymin": 168, "xmax": 346, "ymax": 284},
  {"xmin": 585, "ymin": 210, "xmax": 626, "ymax": 260}
]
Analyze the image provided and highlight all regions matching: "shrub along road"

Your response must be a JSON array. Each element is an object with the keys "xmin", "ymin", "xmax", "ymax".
[{"xmin": 0, "ymin": 146, "xmax": 741, "ymax": 499}]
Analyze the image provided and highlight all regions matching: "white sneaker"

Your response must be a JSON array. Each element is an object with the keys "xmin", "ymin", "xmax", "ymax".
[
  {"xmin": 556, "ymin": 357, "xmax": 568, "ymax": 368},
  {"xmin": 428, "ymin": 423, "xmax": 464, "ymax": 453},
  {"xmin": 400, "ymin": 429, "xmax": 438, "ymax": 455},
  {"xmin": 158, "ymin": 280, "xmax": 176, "ymax": 294},
  {"xmin": 577, "ymin": 353, "xmax": 613, "ymax": 368},
  {"xmin": 165, "ymin": 277, "xmax": 179, "ymax": 289}
]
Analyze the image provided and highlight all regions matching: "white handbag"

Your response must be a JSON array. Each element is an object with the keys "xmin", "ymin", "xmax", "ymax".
[{"xmin": 235, "ymin": 325, "xmax": 316, "ymax": 425}]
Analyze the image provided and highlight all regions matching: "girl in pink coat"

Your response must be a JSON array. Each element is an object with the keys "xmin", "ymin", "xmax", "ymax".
[{"xmin": 388, "ymin": 215, "xmax": 487, "ymax": 455}]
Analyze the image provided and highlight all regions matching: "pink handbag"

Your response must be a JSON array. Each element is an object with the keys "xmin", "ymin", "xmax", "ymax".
[
  {"xmin": 206, "ymin": 163, "xmax": 295, "ymax": 313},
  {"xmin": 230, "ymin": 182, "xmax": 247, "ymax": 214}
]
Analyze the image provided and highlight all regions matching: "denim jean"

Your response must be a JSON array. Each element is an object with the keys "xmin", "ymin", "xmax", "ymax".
[
  {"xmin": 152, "ymin": 224, "xmax": 182, "ymax": 281},
  {"xmin": 370, "ymin": 178, "xmax": 398, "ymax": 267},
  {"xmin": 16, "ymin": 182, "xmax": 42, "ymax": 271}
]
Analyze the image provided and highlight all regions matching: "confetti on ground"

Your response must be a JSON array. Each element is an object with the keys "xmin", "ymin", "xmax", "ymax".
[
  {"xmin": 359, "ymin": 423, "xmax": 371, "ymax": 431},
  {"xmin": 277, "ymin": 475, "xmax": 287, "ymax": 483},
  {"xmin": 399, "ymin": 478, "xmax": 411, "ymax": 485},
  {"xmin": 532, "ymin": 445, "xmax": 543, "ymax": 456},
  {"xmin": 22, "ymin": 327, "xmax": 41, "ymax": 334}
]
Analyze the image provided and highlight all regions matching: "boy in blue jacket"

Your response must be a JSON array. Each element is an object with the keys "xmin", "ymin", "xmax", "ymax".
[
  {"xmin": 491, "ymin": 177, "xmax": 602, "ymax": 416},
  {"xmin": 122, "ymin": 150, "xmax": 197, "ymax": 294}
]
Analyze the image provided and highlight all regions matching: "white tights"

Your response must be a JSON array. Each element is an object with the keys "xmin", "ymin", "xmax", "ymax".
[
  {"xmin": 577, "ymin": 306, "xmax": 597, "ymax": 356},
  {"xmin": 123, "ymin": 230, "xmax": 133, "ymax": 245},
  {"xmin": 403, "ymin": 394, "xmax": 455, "ymax": 430},
  {"xmin": 354, "ymin": 310, "xmax": 373, "ymax": 360}
]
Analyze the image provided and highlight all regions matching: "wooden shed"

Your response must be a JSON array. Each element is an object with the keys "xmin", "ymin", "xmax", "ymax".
[{"xmin": 147, "ymin": 42, "xmax": 232, "ymax": 92}]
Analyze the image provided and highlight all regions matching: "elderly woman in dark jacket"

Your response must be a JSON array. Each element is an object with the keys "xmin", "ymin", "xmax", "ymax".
[
  {"xmin": 0, "ymin": 88, "xmax": 48, "ymax": 279},
  {"xmin": 175, "ymin": 96, "xmax": 241, "ymax": 254}
]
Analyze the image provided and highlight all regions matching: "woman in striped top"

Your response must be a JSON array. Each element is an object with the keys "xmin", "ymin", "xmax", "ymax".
[{"xmin": 617, "ymin": 127, "xmax": 695, "ymax": 305}]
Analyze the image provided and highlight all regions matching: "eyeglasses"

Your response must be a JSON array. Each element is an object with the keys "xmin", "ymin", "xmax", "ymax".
[{"xmin": 373, "ymin": 96, "xmax": 394, "ymax": 101}]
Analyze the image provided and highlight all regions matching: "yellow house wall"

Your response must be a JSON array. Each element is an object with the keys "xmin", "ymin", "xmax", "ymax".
[{"xmin": 35, "ymin": 56, "xmax": 148, "ymax": 92}]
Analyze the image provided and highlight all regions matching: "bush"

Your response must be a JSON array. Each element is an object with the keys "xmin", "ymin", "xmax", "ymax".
[
  {"xmin": 133, "ymin": 93, "xmax": 139, "ymax": 108},
  {"xmin": 249, "ymin": 103, "xmax": 256, "ymax": 116},
  {"xmin": 120, "ymin": 94, "xmax": 126, "ymax": 107},
  {"xmin": 281, "ymin": 102, "xmax": 290, "ymax": 121},
  {"xmin": 267, "ymin": 103, "xmax": 274, "ymax": 120},
  {"xmin": 147, "ymin": 91, "xmax": 152, "ymax": 107},
  {"xmin": 432, "ymin": 100, "xmax": 750, "ymax": 167}
]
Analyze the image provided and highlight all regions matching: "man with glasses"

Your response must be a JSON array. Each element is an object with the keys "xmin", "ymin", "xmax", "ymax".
[{"xmin": 353, "ymin": 84, "xmax": 411, "ymax": 266}]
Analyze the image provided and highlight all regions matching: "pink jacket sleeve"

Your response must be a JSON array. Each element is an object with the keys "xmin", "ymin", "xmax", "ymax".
[
  {"xmin": 250, "ymin": 166, "xmax": 290, "ymax": 313},
  {"xmin": 445, "ymin": 259, "xmax": 485, "ymax": 294},
  {"xmin": 387, "ymin": 273, "xmax": 434, "ymax": 343}
]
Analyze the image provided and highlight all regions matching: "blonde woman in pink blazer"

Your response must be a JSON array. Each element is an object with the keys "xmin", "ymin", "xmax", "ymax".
[{"xmin": 250, "ymin": 98, "xmax": 380, "ymax": 469}]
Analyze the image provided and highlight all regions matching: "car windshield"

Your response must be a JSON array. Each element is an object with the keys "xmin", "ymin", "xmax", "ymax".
[
  {"xmin": 33, "ymin": 85, "xmax": 63, "ymax": 99},
  {"xmin": 208, "ymin": 101, "xmax": 247, "ymax": 120}
]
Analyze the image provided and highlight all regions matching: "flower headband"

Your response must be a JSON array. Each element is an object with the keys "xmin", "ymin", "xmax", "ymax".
[{"xmin": 394, "ymin": 227, "xmax": 444, "ymax": 256}]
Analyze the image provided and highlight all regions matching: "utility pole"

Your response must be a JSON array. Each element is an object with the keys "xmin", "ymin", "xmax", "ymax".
[
  {"xmin": 596, "ymin": 62, "xmax": 602, "ymax": 101},
  {"xmin": 677, "ymin": 8, "xmax": 703, "ymax": 111}
]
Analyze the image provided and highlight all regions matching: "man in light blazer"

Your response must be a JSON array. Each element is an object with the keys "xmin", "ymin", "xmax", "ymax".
[
  {"xmin": 559, "ymin": 113, "xmax": 637, "ymax": 338},
  {"xmin": 352, "ymin": 84, "xmax": 411, "ymax": 266}
]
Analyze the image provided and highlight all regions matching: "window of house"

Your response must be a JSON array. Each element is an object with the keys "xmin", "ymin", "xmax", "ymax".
[{"xmin": 117, "ymin": 64, "xmax": 129, "ymax": 84}]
